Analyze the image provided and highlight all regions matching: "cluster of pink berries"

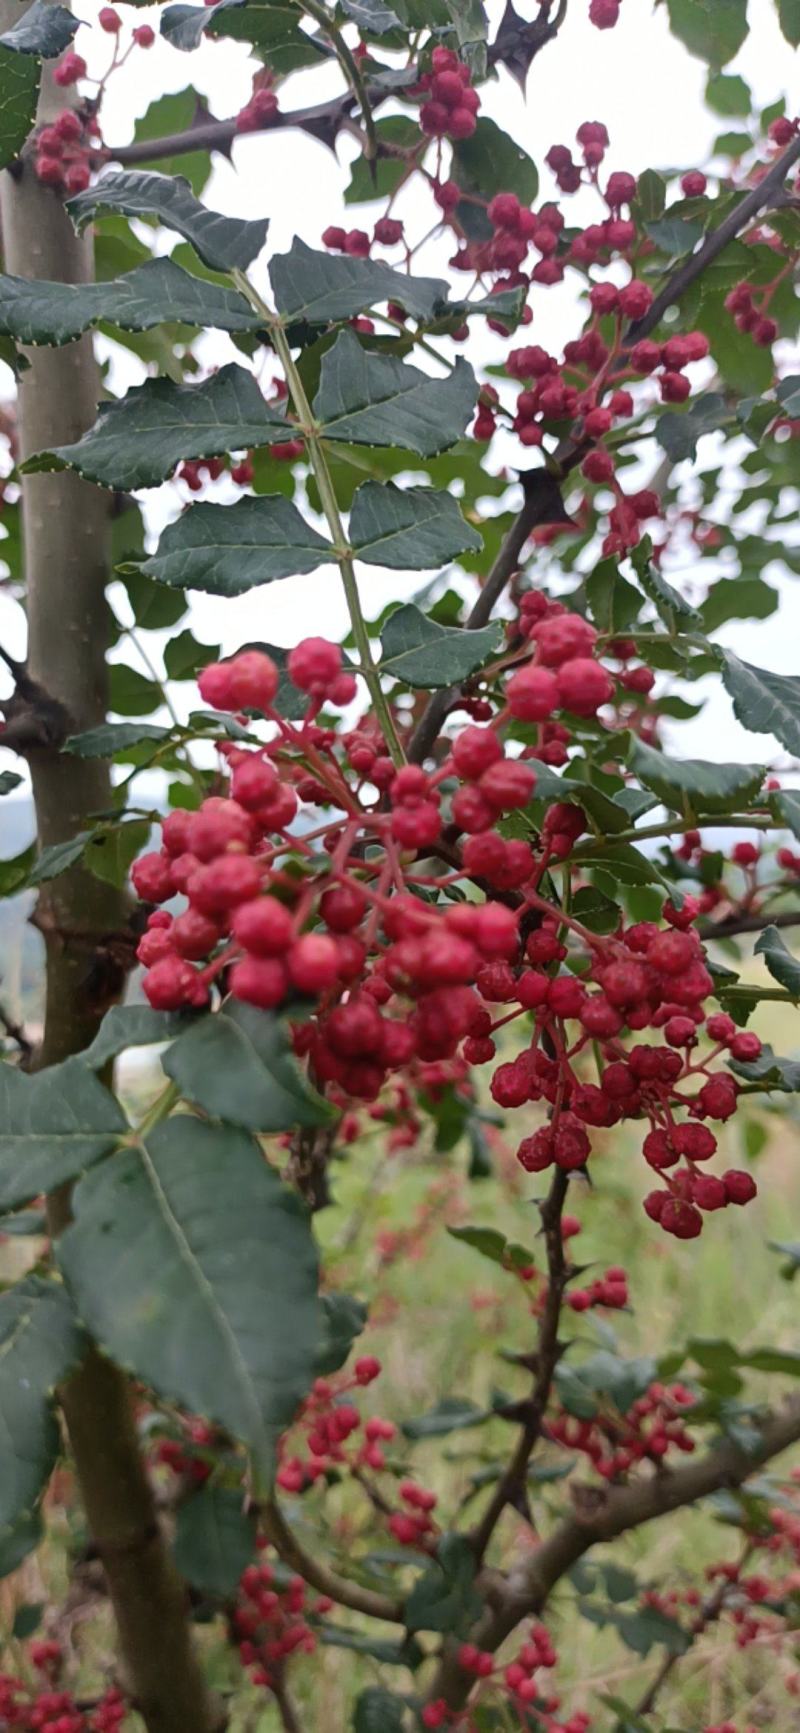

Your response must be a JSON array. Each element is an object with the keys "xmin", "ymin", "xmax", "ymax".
[
  {"xmin": 33, "ymin": 109, "xmax": 94, "ymax": 194},
  {"xmin": 548, "ymin": 1380, "xmax": 697, "ymax": 1481},
  {"xmin": 233, "ymin": 1556, "xmax": 327, "ymax": 1692},
  {"xmin": 235, "ymin": 75, "xmax": 279, "ymax": 134},
  {"xmin": 415, "ymin": 45, "xmax": 480, "ymax": 141},
  {"xmin": 424, "ymin": 1621, "xmax": 590, "ymax": 1729},
  {"xmin": 0, "ymin": 1655, "xmax": 126, "ymax": 1732}
]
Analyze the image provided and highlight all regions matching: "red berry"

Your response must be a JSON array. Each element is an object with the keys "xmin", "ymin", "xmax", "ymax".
[
  {"xmin": 723, "ymin": 1169, "xmax": 757, "ymax": 1205},
  {"xmin": 230, "ymin": 956, "xmax": 288, "ymax": 1008},
  {"xmin": 232, "ymin": 897, "xmax": 294, "ymax": 956},
  {"xmin": 99, "ymin": 6, "xmax": 122, "ymax": 28},
  {"xmin": 288, "ymin": 933, "xmax": 341, "ymax": 994}
]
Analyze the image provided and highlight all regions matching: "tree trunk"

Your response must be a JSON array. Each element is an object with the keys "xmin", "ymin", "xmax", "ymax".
[{"xmin": 0, "ymin": 28, "xmax": 221, "ymax": 1733}]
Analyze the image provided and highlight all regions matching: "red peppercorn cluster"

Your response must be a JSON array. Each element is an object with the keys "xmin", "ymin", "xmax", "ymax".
[
  {"xmin": 567, "ymin": 1264, "xmax": 628, "ymax": 1312},
  {"xmin": 416, "ymin": 45, "xmax": 480, "ymax": 141},
  {"xmin": 235, "ymin": 74, "xmax": 279, "ymax": 133},
  {"xmin": 274, "ymin": 1354, "xmax": 394, "ymax": 1493},
  {"xmin": 33, "ymin": 109, "xmax": 94, "ymax": 193},
  {"xmin": 0, "ymin": 1652, "xmax": 126, "ymax": 1732},
  {"xmin": 233, "ymin": 1556, "xmax": 326, "ymax": 1692},
  {"xmin": 548, "ymin": 1380, "xmax": 697, "ymax": 1480},
  {"xmin": 423, "ymin": 1621, "xmax": 591, "ymax": 1729}
]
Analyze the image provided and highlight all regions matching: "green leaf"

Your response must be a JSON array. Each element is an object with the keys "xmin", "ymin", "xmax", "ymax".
[
  {"xmin": 131, "ymin": 88, "xmax": 213, "ymax": 197},
  {"xmin": 705, "ymin": 71, "xmax": 751, "ymax": 114},
  {"xmin": 405, "ymin": 1533, "xmax": 482, "ymax": 1636},
  {"xmin": 123, "ymin": 567, "xmax": 187, "ymax": 631},
  {"xmin": 379, "ymin": 603, "xmax": 502, "ymax": 688},
  {"xmin": 84, "ymin": 820, "xmax": 150, "ymax": 890},
  {"xmin": 777, "ymin": 0, "xmax": 800, "ymax": 45},
  {"xmin": 85, "ymin": 1005, "xmax": 195, "ymax": 1069},
  {"xmin": 402, "ymin": 1398, "xmax": 490, "ymax": 1440},
  {"xmin": 0, "ymin": 771, "xmax": 22, "ymax": 796},
  {"xmin": 270, "ymin": 237, "xmax": 450, "ymax": 326},
  {"xmin": 340, "ymin": 0, "xmax": 401, "ymax": 29},
  {"xmin": 581, "ymin": 1599, "xmax": 690, "ymax": 1657},
  {"xmin": 350, "ymin": 481, "xmax": 482, "ymax": 569},
  {"xmin": 754, "ymin": 926, "xmax": 800, "ymax": 996},
  {"xmin": 666, "ymin": 0, "xmax": 749, "ymax": 66},
  {"xmin": 452, "ymin": 117, "xmax": 538, "ymax": 242},
  {"xmin": 630, "ymin": 539, "xmax": 701, "ymax": 628},
  {"xmin": 353, "ymin": 1689, "xmax": 407, "ymax": 1733},
  {"xmin": 0, "ymin": 45, "xmax": 38, "ymax": 172},
  {"xmin": 25, "ymin": 365, "xmax": 294, "ymax": 490},
  {"xmin": 769, "ymin": 788, "xmax": 800, "ymax": 842},
  {"xmin": 646, "ymin": 215, "xmax": 705, "ymax": 257},
  {"xmin": 173, "ymin": 1486, "xmax": 256, "ymax": 1597},
  {"xmin": 315, "ymin": 1292, "xmax": 367, "ymax": 1376},
  {"xmin": 0, "ymin": 1276, "xmax": 85, "ymax": 1532},
  {"xmin": 162, "ymin": 1002, "xmax": 334, "ymax": 1133},
  {"xmin": 58, "ymin": 1118, "xmax": 320, "ymax": 1479},
  {"xmin": 0, "ymin": 1, "xmax": 77, "ymax": 56},
  {"xmin": 28, "ymin": 831, "xmax": 95, "ymax": 885},
  {"xmin": 572, "ymin": 884, "xmax": 621, "ymax": 935},
  {"xmin": 161, "ymin": 0, "xmax": 327, "ymax": 71},
  {"xmin": 777, "ymin": 375, "xmax": 800, "ymax": 416},
  {"xmin": 163, "ymin": 629, "xmax": 220, "ymax": 682},
  {"xmin": 108, "ymin": 664, "xmax": 161, "ymax": 717},
  {"xmin": 586, "ymin": 557, "xmax": 643, "ymax": 634},
  {"xmin": 628, "ymin": 737, "xmax": 765, "ymax": 815},
  {"xmin": 655, "ymin": 392, "xmax": 729, "ymax": 462},
  {"xmin": 313, "ymin": 330, "xmax": 476, "ymax": 454},
  {"xmin": 0, "ymin": 258, "xmax": 263, "ymax": 346},
  {"xmin": 12, "ymin": 1602, "xmax": 43, "ymax": 1639},
  {"xmin": 0, "ymin": 846, "xmax": 36, "ymax": 898},
  {"xmin": 720, "ymin": 650, "xmax": 800, "ymax": 756},
  {"xmin": 730, "ymin": 1043, "xmax": 800, "ymax": 1092},
  {"xmin": 67, "ymin": 170, "xmax": 269, "ymax": 273},
  {"xmin": 699, "ymin": 576, "xmax": 777, "ymax": 633},
  {"xmin": 124, "ymin": 496, "xmax": 331, "ymax": 594},
  {"xmin": 0, "ymin": 1057, "xmax": 126, "ymax": 1211},
  {"xmin": 446, "ymin": 1224, "xmax": 534, "ymax": 1271},
  {"xmin": 0, "ymin": 1509, "xmax": 43, "ymax": 1580},
  {"xmin": 633, "ymin": 169, "xmax": 667, "ymax": 221},
  {"xmin": 66, "ymin": 721, "xmax": 171, "ymax": 757},
  {"xmin": 346, "ymin": 117, "xmax": 421, "ymax": 204}
]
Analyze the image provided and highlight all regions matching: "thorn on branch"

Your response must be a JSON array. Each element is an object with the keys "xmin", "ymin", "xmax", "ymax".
[{"xmin": 0, "ymin": 644, "xmax": 72, "ymax": 753}]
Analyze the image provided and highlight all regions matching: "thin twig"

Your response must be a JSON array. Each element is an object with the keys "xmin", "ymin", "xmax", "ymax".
[
  {"xmin": 700, "ymin": 906, "xmax": 800, "ymax": 942},
  {"xmin": 261, "ymin": 1496, "xmax": 403, "ymax": 1623},
  {"xmin": 470, "ymin": 1167, "xmax": 569, "ymax": 1560},
  {"xmin": 272, "ymin": 1676, "xmax": 305, "ymax": 1733},
  {"xmin": 625, "ymin": 1541, "xmax": 753, "ymax": 1726}
]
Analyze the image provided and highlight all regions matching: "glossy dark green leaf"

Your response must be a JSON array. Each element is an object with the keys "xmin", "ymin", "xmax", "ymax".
[
  {"xmin": 666, "ymin": 0, "xmax": 748, "ymax": 65},
  {"xmin": 628, "ymin": 737, "xmax": 764, "ymax": 815},
  {"xmin": 379, "ymin": 603, "xmax": 502, "ymax": 688},
  {"xmin": 0, "ymin": 1, "xmax": 77, "ymax": 57},
  {"xmin": 0, "ymin": 258, "xmax": 263, "ymax": 347},
  {"xmin": 730, "ymin": 1043, "xmax": 800, "ymax": 1091},
  {"xmin": 350, "ymin": 481, "xmax": 482, "ymax": 569},
  {"xmin": 0, "ymin": 1057, "xmax": 126, "ymax": 1211},
  {"xmin": 630, "ymin": 539, "xmax": 701, "ymax": 627},
  {"xmin": 162, "ymin": 1001, "xmax": 334, "ymax": 1132},
  {"xmin": 769, "ymin": 788, "xmax": 800, "ymax": 842},
  {"xmin": 0, "ymin": 45, "xmax": 38, "ymax": 172},
  {"xmin": 405, "ymin": 1533, "xmax": 482, "ymax": 1635},
  {"xmin": 26, "ymin": 366, "xmax": 294, "ymax": 490},
  {"xmin": 163, "ymin": 629, "xmax": 220, "ymax": 681},
  {"xmin": 85, "ymin": 1005, "xmax": 195, "ymax": 1069},
  {"xmin": 721, "ymin": 650, "xmax": 800, "ymax": 756},
  {"xmin": 28, "ymin": 831, "xmax": 95, "ymax": 885},
  {"xmin": 58, "ymin": 1118, "xmax": 320, "ymax": 1478},
  {"xmin": 314, "ymin": 330, "xmax": 476, "ymax": 454},
  {"xmin": 586, "ymin": 557, "xmax": 642, "ymax": 634},
  {"xmin": 655, "ymin": 393, "xmax": 729, "ymax": 462},
  {"xmin": 130, "ymin": 88, "xmax": 213, "ymax": 197},
  {"xmin": 451, "ymin": 117, "xmax": 538, "ymax": 241},
  {"xmin": 0, "ymin": 1277, "xmax": 84, "ymax": 1533},
  {"xmin": 161, "ymin": 0, "xmax": 326, "ymax": 70},
  {"xmin": 67, "ymin": 170, "xmax": 269, "ymax": 273},
  {"xmin": 646, "ymin": 214, "xmax": 705, "ymax": 256},
  {"xmin": 754, "ymin": 925, "xmax": 800, "ymax": 996},
  {"xmin": 84, "ymin": 820, "xmax": 151, "ymax": 889},
  {"xmin": 353, "ymin": 1689, "xmax": 407, "ymax": 1733},
  {"xmin": 345, "ymin": 117, "xmax": 421, "ymax": 204},
  {"xmin": 315, "ymin": 1292, "xmax": 367, "ymax": 1376},
  {"xmin": 0, "ymin": 771, "xmax": 22, "ymax": 796},
  {"xmin": 66, "ymin": 721, "xmax": 171, "ymax": 757},
  {"xmin": 124, "ymin": 496, "xmax": 331, "ymax": 593},
  {"xmin": 270, "ymin": 237, "xmax": 449, "ymax": 326},
  {"xmin": 174, "ymin": 1487, "xmax": 256, "ymax": 1597},
  {"xmin": 0, "ymin": 846, "xmax": 36, "ymax": 898}
]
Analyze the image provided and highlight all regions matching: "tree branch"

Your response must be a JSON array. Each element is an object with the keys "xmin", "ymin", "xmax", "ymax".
[
  {"xmin": 429, "ymin": 1395, "xmax": 800, "ymax": 1710},
  {"xmin": 470, "ymin": 1167, "xmax": 569, "ymax": 1560},
  {"xmin": 261, "ymin": 1495, "xmax": 403, "ymax": 1624},
  {"xmin": 700, "ymin": 906, "xmax": 800, "ymax": 942}
]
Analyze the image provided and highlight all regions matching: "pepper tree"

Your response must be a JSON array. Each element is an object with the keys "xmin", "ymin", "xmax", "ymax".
[{"xmin": 1, "ymin": 0, "xmax": 800, "ymax": 1730}]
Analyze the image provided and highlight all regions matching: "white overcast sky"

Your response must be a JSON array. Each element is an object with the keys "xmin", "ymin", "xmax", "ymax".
[{"xmin": 1, "ymin": 0, "xmax": 799, "ymax": 792}]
